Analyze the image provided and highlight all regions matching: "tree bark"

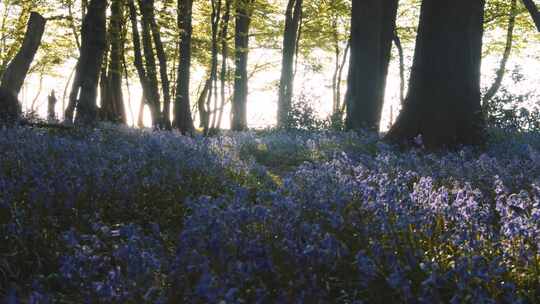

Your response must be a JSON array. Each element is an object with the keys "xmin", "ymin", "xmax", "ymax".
[
  {"xmin": 101, "ymin": 0, "xmax": 127, "ymax": 124},
  {"xmin": 69, "ymin": 0, "xmax": 107, "ymax": 125},
  {"xmin": 344, "ymin": 0, "xmax": 398, "ymax": 131},
  {"xmin": 147, "ymin": 0, "xmax": 172, "ymax": 129},
  {"xmin": 521, "ymin": 0, "xmax": 540, "ymax": 32},
  {"xmin": 127, "ymin": 0, "xmax": 151, "ymax": 128},
  {"xmin": 206, "ymin": 0, "xmax": 222, "ymax": 133},
  {"xmin": 393, "ymin": 31, "xmax": 405, "ymax": 106},
  {"xmin": 174, "ymin": 0, "xmax": 195, "ymax": 134},
  {"xmin": 139, "ymin": 0, "xmax": 161, "ymax": 127},
  {"xmin": 483, "ymin": 0, "xmax": 517, "ymax": 107},
  {"xmin": 385, "ymin": 0, "xmax": 486, "ymax": 149},
  {"xmin": 277, "ymin": 0, "xmax": 302, "ymax": 127},
  {"xmin": 216, "ymin": 0, "xmax": 232, "ymax": 130},
  {"xmin": 0, "ymin": 12, "xmax": 46, "ymax": 96},
  {"xmin": 231, "ymin": 0, "xmax": 253, "ymax": 131}
]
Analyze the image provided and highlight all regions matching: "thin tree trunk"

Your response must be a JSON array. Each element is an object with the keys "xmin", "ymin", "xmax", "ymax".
[
  {"xmin": 344, "ymin": 0, "xmax": 398, "ymax": 131},
  {"xmin": 127, "ymin": 0, "xmax": 151, "ymax": 127},
  {"xmin": 337, "ymin": 41, "xmax": 349, "ymax": 115},
  {"xmin": 123, "ymin": 54, "xmax": 135, "ymax": 125},
  {"xmin": 148, "ymin": 0, "xmax": 172, "ymax": 129},
  {"xmin": 139, "ymin": 0, "xmax": 161, "ymax": 127},
  {"xmin": 385, "ymin": 0, "xmax": 486, "ymax": 148},
  {"xmin": 48, "ymin": 90, "xmax": 57, "ymax": 121},
  {"xmin": 277, "ymin": 0, "xmax": 302, "ymax": 127},
  {"xmin": 174, "ymin": 0, "xmax": 195, "ymax": 134},
  {"xmin": 393, "ymin": 31, "xmax": 405, "ymax": 105},
  {"xmin": 331, "ymin": 19, "xmax": 340, "ymax": 115},
  {"xmin": 197, "ymin": 78, "xmax": 211, "ymax": 129},
  {"xmin": 0, "ymin": 12, "xmax": 46, "ymax": 96},
  {"xmin": 206, "ymin": 0, "xmax": 222, "ymax": 133},
  {"xmin": 68, "ymin": 0, "xmax": 107, "ymax": 125},
  {"xmin": 482, "ymin": 0, "xmax": 517, "ymax": 107},
  {"xmin": 216, "ymin": 0, "xmax": 232, "ymax": 130},
  {"xmin": 522, "ymin": 0, "xmax": 540, "ymax": 32},
  {"xmin": 231, "ymin": 0, "xmax": 253, "ymax": 131}
]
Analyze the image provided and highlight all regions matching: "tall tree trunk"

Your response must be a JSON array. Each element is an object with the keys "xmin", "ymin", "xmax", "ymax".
[
  {"xmin": 174, "ymin": 0, "xmax": 195, "ymax": 134},
  {"xmin": 385, "ymin": 0, "xmax": 486, "ymax": 148},
  {"xmin": 69, "ymin": 0, "xmax": 107, "ymax": 125},
  {"xmin": 127, "ymin": 0, "xmax": 151, "ymax": 128},
  {"xmin": 483, "ymin": 0, "xmax": 517, "ymax": 108},
  {"xmin": 231, "ymin": 0, "xmax": 253, "ymax": 131},
  {"xmin": 521, "ymin": 0, "xmax": 540, "ymax": 32},
  {"xmin": 216, "ymin": 0, "xmax": 232, "ymax": 130},
  {"xmin": 277, "ymin": 0, "xmax": 302, "ymax": 127},
  {"xmin": 147, "ymin": 0, "xmax": 172, "ymax": 129},
  {"xmin": 139, "ymin": 0, "xmax": 161, "ymax": 127},
  {"xmin": 102, "ymin": 0, "xmax": 126, "ymax": 124},
  {"xmin": 337, "ymin": 41, "xmax": 350, "ymax": 115},
  {"xmin": 331, "ymin": 19, "xmax": 341, "ymax": 116},
  {"xmin": 344, "ymin": 0, "xmax": 398, "ymax": 131},
  {"xmin": 0, "ymin": 12, "xmax": 46, "ymax": 96},
  {"xmin": 206, "ymin": 0, "xmax": 222, "ymax": 133}
]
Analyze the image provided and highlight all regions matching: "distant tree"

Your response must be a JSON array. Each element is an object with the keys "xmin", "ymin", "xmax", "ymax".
[
  {"xmin": 65, "ymin": 0, "xmax": 107, "ymax": 125},
  {"xmin": 277, "ymin": 0, "xmax": 302, "ymax": 127},
  {"xmin": 344, "ymin": 0, "xmax": 398, "ymax": 131},
  {"xmin": 231, "ymin": 0, "xmax": 254, "ymax": 131},
  {"xmin": 48, "ymin": 90, "xmax": 57, "ymax": 121},
  {"xmin": 386, "ymin": 0, "xmax": 486, "ymax": 148},
  {"xmin": 174, "ymin": 0, "xmax": 195, "ymax": 134},
  {"xmin": 483, "ymin": 0, "xmax": 518, "ymax": 109}
]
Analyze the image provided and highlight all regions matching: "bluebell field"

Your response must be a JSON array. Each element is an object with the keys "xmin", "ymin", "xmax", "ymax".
[{"xmin": 2, "ymin": 125, "xmax": 540, "ymax": 303}]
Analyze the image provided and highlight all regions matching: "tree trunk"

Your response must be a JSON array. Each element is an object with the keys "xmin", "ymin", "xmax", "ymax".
[
  {"xmin": 197, "ymin": 78, "xmax": 211, "ymax": 129},
  {"xmin": 277, "ymin": 0, "xmax": 302, "ymax": 127},
  {"xmin": 139, "ymin": 0, "xmax": 161, "ymax": 127},
  {"xmin": 148, "ymin": 0, "xmax": 172, "ymax": 129},
  {"xmin": 521, "ymin": 0, "xmax": 540, "ymax": 32},
  {"xmin": 127, "ymin": 0, "xmax": 151, "ymax": 128},
  {"xmin": 102, "ymin": 0, "xmax": 126, "ymax": 124},
  {"xmin": 48, "ymin": 90, "xmax": 57, "ymax": 121},
  {"xmin": 344, "ymin": 0, "xmax": 398, "ymax": 131},
  {"xmin": 385, "ymin": 0, "xmax": 486, "ymax": 149},
  {"xmin": 206, "ymin": 0, "xmax": 222, "ymax": 133},
  {"xmin": 216, "ymin": 0, "xmax": 232, "ymax": 130},
  {"xmin": 174, "ymin": 0, "xmax": 195, "ymax": 134},
  {"xmin": 69, "ymin": 0, "xmax": 107, "ymax": 125},
  {"xmin": 231, "ymin": 0, "xmax": 253, "ymax": 131},
  {"xmin": 393, "ymin": 31, "xmax": 405, "ymax": 105},
  {"xmin": 483, "ymin": 0, "xmax": 517, "ymax": 107},
  {"xmin": 0, "ymin": 12, "xmax": 46, "ymax": 96},
  {"xmin": 337, "ymin": 41, "xmax": 349, "ymax": 115}
]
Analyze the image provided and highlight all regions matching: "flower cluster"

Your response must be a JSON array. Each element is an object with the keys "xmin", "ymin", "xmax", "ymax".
[{"xmin": 2, "ymin": 125, "xmax": 540, "ymax": 302}]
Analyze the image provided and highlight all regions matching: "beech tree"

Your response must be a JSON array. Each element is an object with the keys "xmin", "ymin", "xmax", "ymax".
[
  {"xmin": 100, "ymin": 0, "xmax": 126, "ymax": 124},
  {"xmin": 65, "ymin": 0, "xmax": 107, "ymax": 125},
  {"xmin": 174, "ymin": 0, "xmax": 195, "ymax": 134},
  {"xmin": 344, "ymin": 0, "xmax": 398, "ymax": 131},
  {"xmin": 277, "ymin": 0, "xmax": 302, "ymax": 127},
  {"xmin": 231, "ymin": 0, "xmax": 254, "ymax": 131},
  {"xmin": 386, "ymin": 0, "xmax": 486, "ymax": 148}
]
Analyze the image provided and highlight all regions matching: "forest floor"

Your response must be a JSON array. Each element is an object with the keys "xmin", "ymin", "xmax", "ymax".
[{"xmin": 2, "ymin": 124, "xmax": 540, "ymax": 302}]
